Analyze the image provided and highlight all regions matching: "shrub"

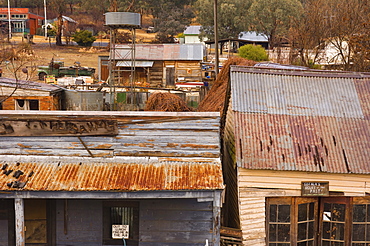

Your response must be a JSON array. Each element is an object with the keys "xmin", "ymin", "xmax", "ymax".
[
  {"xmin": 72, "ymin": 30, "xmax": 96, "ymax": 47},
  {"xmin": 238, "ymin": 44, "xmax": 269, "ymax": 61}
]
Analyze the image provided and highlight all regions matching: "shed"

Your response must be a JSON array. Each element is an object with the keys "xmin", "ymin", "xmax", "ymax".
[
  {"xmin": 0, "ymin": 77, "xmax": 63, "ymax": 110},
  {"xmin": 0, "ymin": 111, "xmax": 223, "ymax": 246},
  {"xmin": 184, "ymin": 25, "xmax": 208, "ymax": 44},
  {"xmin": 108, "ymin": 43, "xmax": 205, "ymax": 88},
  {"xmin": 222, "ymin": 66, "xmax": 370, "ymax": 245}
]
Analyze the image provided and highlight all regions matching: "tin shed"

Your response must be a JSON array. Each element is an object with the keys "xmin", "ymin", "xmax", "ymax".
[
  {"xmin": 222, "ymin": 66, "xmax": 370, "ymax": 245},
  {"xmin": 0, "ymin": 111, "xmax": 223, "ymax": 246},
  {"xmin": 0, "ymin": 78, "xmax": 63, "ymax": 110},
  {"xmin": 110, "ymin": 43, "xmax": 205, "ymax": 87}
]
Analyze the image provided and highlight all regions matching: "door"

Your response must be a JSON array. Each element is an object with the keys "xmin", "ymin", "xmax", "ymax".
[
  {"xmin": 295, "ymin": 198, "xmax": 319, "ymax": 246},
  {"xmin": 266, "ymin": 197, "xmax": 354, "ymax": 246},
  {"xmin": 319, "ymin": 197, "xmax": 351, "ymax": 246},
  {"xmin": 165, "ymin": 67, "xmax": 175, "ymax": 86}
]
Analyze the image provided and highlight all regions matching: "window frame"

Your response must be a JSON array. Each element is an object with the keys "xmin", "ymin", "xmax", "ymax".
[
  {"xmin": 266, "ymin": 197, "xmax": 319, "ymax": 246},
  {"xmin": 15, "ymin": 99, "xmax": 39, "ymax": 110},
  {"xmin": 102, "ymin": 201, "xmax": 139, "ymax": 246}
]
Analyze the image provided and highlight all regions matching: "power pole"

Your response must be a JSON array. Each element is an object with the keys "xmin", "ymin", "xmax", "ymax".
[{"xmin": 214, "ymin": 0, "xmax": 219, "ymax": 77}]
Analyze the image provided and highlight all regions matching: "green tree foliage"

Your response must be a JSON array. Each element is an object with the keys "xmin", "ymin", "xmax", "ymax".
[
  {"xmin": 146, "ymin": 0, "xmax": 195, "ymax": 43},
  {"xmin": 248, "ymin": 0, "xmax": 304, "ymax": 49},
  {"xmin": 238, "ymin": 44, "xmax": 269, "ymax": 61},
  {"xmin": 195, "ymin": 0, "xmax": 252, "ymax": 40},
  {"xmin": 72, "ymin": 30, "xmax": 96, "ymax": 46}
]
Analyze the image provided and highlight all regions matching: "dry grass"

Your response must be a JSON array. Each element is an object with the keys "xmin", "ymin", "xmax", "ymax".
[
  {"xmin": 144, "ymin": 92, "xmax": 193, "ymax": 112},
  {"xmin": 1, "ymin": 29, "xmax": 156, "ymax": 81},
  {"xmin": 197, "ymin": 57, "xmax": 257, "ymax": 113}
]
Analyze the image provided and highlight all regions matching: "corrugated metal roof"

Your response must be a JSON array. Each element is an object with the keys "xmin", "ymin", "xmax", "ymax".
[
  {"xmin": 184, "ymin": 25, "xmax": 201, "ymax": 35},
  {"xmin": 0, "ymin": 156, "xmax": 223, "ymax": 191},
  {"xmin": 239, "ymin": 31, "xmax": 268, "ymax": 42},
  {"xmin": 0, "ymin": 77, "xmax": 63, "ymax": 92},
  {"xmin": 116, "ymin": 61, "xmax": 154, "ymax": 67},
  {"xmin": 114, "ymin": 44, "xmax": 205, "ymax": 61},
  {"xmin": 230, "ymin": 66, "xmax": 370, "ymax": 174}
]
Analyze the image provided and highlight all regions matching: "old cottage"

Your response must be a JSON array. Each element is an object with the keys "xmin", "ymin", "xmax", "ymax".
[
  {"xmin": 0, "ymin": 78, "xmax": 63, "ymax": 110},
  {"xmin": 0, "ymin": 111, "xmax": 223, "ymax": 246},
  {"xmin": 222, "ymin": 66, "xmax": 370, "ymax": 245}
]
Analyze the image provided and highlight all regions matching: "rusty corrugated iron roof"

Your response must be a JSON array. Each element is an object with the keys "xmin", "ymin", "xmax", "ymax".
[
  {"xmin": 0, "ymin": 156, "xmax": 223, "ymax": 191},
  {"xmin": 230, "ymin": 66, "xmax": 370, "ymax": 174}
]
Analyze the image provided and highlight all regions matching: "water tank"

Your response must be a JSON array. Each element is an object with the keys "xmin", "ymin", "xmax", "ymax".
[
  {"xmin": 64, "ymin": 91, "xmax": 105, "ymax": 111},
  {"xmin": 105, "ymin": 12, "xmax": 141, "ymax": 28}
]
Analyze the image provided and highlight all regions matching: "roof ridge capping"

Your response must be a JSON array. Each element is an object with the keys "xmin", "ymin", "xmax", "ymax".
[{"xmin": 230, "ymin": 65, "xmax": 370, "ymax": 79}]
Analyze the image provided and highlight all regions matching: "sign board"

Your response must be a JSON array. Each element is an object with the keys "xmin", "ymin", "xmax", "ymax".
[
  {"xmin": 112, "ymin": 225, "xmax": 129, "ymax": 239},
  {"xmin": 301, "ymin": 181, "xmax": 329, "ymax": 196},
  {"xmin": 0, "ymin": 120, "xmax": 118, "ymax": 136}
]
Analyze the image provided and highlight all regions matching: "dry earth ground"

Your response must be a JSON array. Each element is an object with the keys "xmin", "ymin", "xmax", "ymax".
[{"xmin": 2, "ymin": 29, "xmax": 156, "ymax": 81}]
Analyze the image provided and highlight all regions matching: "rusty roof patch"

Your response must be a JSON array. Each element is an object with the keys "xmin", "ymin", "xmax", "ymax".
[{"xmin": 0, "ymin": 157, "xmax": 224, "ymax": 191}]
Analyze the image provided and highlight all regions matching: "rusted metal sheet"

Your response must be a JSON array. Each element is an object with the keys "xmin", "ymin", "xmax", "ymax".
[
  {"xmin": 230, "ymin": 66, "xmax": 370, "ymax": 174},
  {"xmin": 0, "ymin": 157, "xmax": 224, "ymax": 191}
]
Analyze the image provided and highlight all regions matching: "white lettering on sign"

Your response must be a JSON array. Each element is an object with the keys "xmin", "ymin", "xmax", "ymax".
[
  {"xmin": 112, "ymin": 225, "xmax": 129, "ymax": 239},
  {"xmin": 301, "ymin": 181, "xmax": 329, "ymax": 196}
]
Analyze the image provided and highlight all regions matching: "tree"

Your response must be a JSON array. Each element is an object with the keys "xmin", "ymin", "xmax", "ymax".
[
  {"xmin": 289, "ymin": 0, "xmax": 329, "ymax": 67},
  {"xmin": 0, "ymin": 42, "xmax": 38, "ymax": 104},
  {"xmin": 49, "ymin": 0, "xmax": 67, "ymax": 46},
  {"xmin": 72, "ymin": 30, "xmax": 96, "ymax": 46},
  {"xmin": 238, "ymin": 44, "xmax": 269, "ymax": 61},
  {"xmin": 248, "ymin": 0, "xmax": 304, "ymax": 49},
  {"xmin": 146, "ymin": 0, "xmax": 195, "ymax": 43},
  {"xmin": 195, "ymin": 0, "xmax": 252, "ymax": 40},
  {"xmin": 290, "ymin": 0, "xmax": 370, "ymax": 71}
]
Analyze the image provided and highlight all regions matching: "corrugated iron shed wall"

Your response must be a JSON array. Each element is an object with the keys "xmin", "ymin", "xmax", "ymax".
[{"xmin": 230, "ymin": 66, "xmax": 370, "ymax": 174}]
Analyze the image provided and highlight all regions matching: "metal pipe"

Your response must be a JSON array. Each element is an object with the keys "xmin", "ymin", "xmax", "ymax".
[
  {"xmin": 7, "ymin": 0, "xmax": 11, "ymax": 40},
  {"xmin": 44, "ymin": 0, "xmax": 47, "ymax": 39},
  {"xmin": 214, "ymin": 0, "xmax": 219, "ymax": 77}
]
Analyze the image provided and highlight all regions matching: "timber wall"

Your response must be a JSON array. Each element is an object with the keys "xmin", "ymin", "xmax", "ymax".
[
  {"xmin": 238, "ymin": 168, "xmax": 370, "ymax": 246},
  {"xmin": 53, "ymin": 199, "xmax": 213, "ymax": 246}
]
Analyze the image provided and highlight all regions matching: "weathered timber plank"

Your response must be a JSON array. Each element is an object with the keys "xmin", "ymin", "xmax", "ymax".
[{"xmin": 0, "ymin": 120, "xmax": 118, "ymax": 136}]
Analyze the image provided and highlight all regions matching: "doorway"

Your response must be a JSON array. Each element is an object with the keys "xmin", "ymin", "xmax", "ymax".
[
  {"xmin": 24, "ymin": 199, "xmax": 55, "ymax": 246},
  {"xmin": 266, "ymin": 196, "xmax": 369, "ymax": 245}
]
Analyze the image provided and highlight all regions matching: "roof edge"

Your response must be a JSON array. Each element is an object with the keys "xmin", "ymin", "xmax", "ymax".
[{"xmin": 231, "ymin": 65, "xmax": 370, "ymax": 78}]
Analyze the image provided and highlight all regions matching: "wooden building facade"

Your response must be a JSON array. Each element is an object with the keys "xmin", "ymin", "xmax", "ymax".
[
  {"xmin": 222, "ymin": 66, "xmax": 370, "ymax": 245},
  {"xmin": 0, "ymin": 78, "xmax": 63, "ymax": 110},
  {"xmin": 106, "ymin": 44, "xmax": 205, "ymax": 88},
  {"xmin": 0, "ymin": 8, "xmax": 44, "ymax": 35},
  {"xmin": 0, "ymin": 111, "xmax": 223, "ymax": 246}
]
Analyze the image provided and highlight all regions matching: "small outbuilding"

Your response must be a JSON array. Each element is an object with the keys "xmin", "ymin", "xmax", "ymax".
[{"xmin": 0, "ymin": 78, "xmax": 63, "ymax": 110}]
